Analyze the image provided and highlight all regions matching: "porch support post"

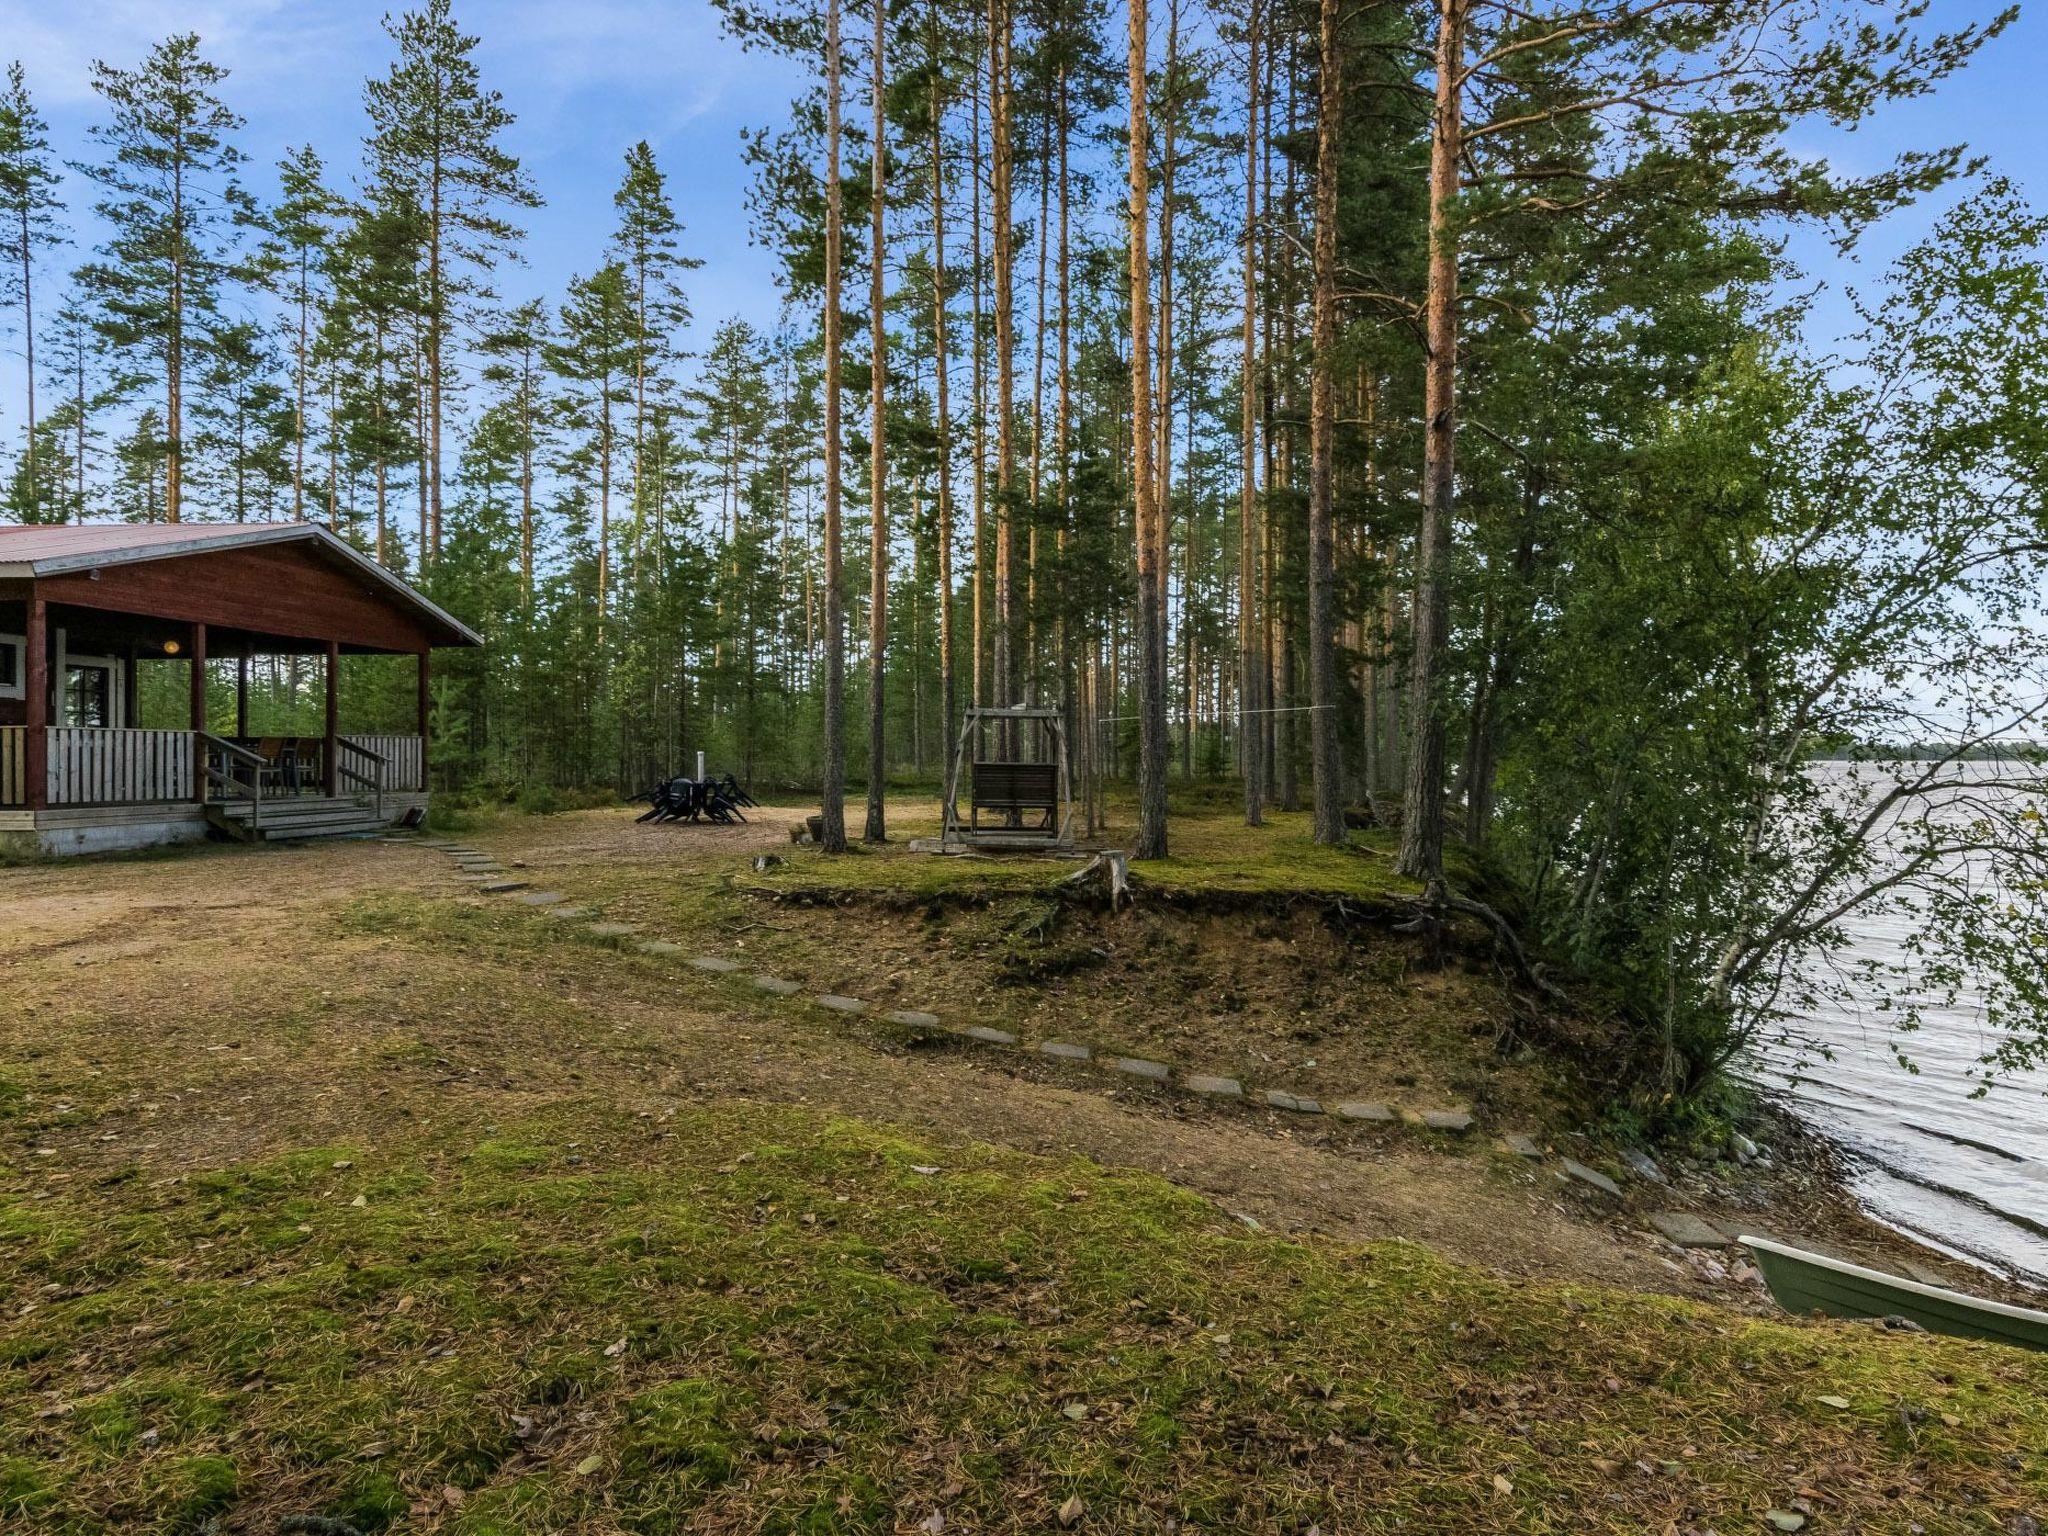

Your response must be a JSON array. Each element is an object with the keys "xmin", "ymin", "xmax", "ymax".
[
  {"xmin": 122, "ymin": 649, "xmax": 138, "ymax": 729},
  {"xmin": 235, "ymin": 653, "xmax": 249, "ymax": 740},
  {"xmin": 324, "ymin": 640, "xmax": 339, "ymax": 797},
  {"xmin": 24, "ymin": 592, "xmax": 47, "ymax": 812},
  {"xmin": 416, "ymin": 650, "xmax": 431, "ymax": 792},
  {"xmin": 190, "ymin": 623, "xmax": 207, "ymax": 803}
]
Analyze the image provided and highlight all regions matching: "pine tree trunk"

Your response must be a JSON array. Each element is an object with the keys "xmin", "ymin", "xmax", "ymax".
[
  {"xmin": 1398, "ymin": 0, "xmax": 1465, "ymax": 891},
  {"xmin": 1128, "ymin": 0, "xmax": 1167, "ymax": 860},
  {"xmin": 1156, "ymin": 0, "xmax": 1180, "ymax": 765},
  {"xmin": 1258, "ymin": 49, "xmax": 1278, "ymax": 793},
  {"xmin": 73, "ymin": 342, "xmax": 86, "ymax": 521},
  {"xmin": 929, "ymin": 7, "xmax": 957, "ymax": 782},
  {"xmin": 416, "ymin": 320, "xmax": 430, "ymax": 563},
  {"xmin": 969, "ymin": 71, "xmax": 987, "ymax": 710},
  {"xmin": 521, "ymin": 348, "xmax": 535, "ymax": 601},
  {"xmin": 1275, "ymin": 44, "xmax": 1299, "ymax": 814},
  {"xmin": 1056, "ymin": 57, "xmax": 1077, "ymax": 829},
  {"xmin": 1181, "ymin": 337, "xmax": 1197, "ymax": 781},
  {"xmin": 375, "ymin": 318, "xmax": 390, "ymax": 564},
  {"xmin": 820, "ymin": 0, "xmax": 849, "ymax": 853},
  {"xmin": 864, "ymin": 0, "xmax": 889, "ymax": 844},
  {"xmin": 294, "ymin": 250, "xmax": 308, "ymax": 521},
  {"xmin": 1027, "ymin": 99, "xmax": 1050, "ymax": 703},
  {"xmin": 1239, "ymin": 0, "xmax": 1264, "ymax": 827},
  {"xmin": 599, "ymin": 372, "xmax": 613, "ymax": 621},
  {"xmin": 428, "ymin": 160, "xmax": 444, "ymax": 563},
  {"xmin": 990, "ymin": 0, "xmax": 1016, "ymax": 723},
  {"xmin": 1306, "ymin": 0, "xmax": 1345, "ymax": 844},
  {"xmin": 326, "ymin": 368, "xmax": 339, "ymax": 534},
  {"xmin": 19, "ymin": 207, "xmax": 36, "ymax": 513},
  {"xmin": 166, "ymin": 155, "xmax": 184, "ymax": 524}
]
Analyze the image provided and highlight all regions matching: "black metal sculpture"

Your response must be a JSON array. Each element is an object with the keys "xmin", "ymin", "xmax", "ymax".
[{"xmin": 634, "ymin": 774, "xmax": 752, "ymax": 825}]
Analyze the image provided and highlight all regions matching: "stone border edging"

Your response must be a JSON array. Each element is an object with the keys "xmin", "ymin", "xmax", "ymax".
[{"xmin": 415, "ymin": 838, "xmax": 1672, "ymax": 1195}]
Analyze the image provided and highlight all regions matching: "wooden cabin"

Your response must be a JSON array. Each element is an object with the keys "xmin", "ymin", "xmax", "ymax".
[{"xmin": 0, "ymin": 522, "xmax": 480, "ymax": 856}]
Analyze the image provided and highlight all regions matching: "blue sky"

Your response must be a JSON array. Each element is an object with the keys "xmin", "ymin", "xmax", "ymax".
[
  {"xmin": 0, "ymin": 0, "xmax": 815, "ymax": 363},
  {"xmin": 0, "ymin": 0, "xmax": 2041, "ymax": 420}
]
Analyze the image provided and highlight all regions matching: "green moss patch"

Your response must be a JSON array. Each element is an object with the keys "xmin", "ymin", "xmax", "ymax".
[{"xmin": 2, "ymin": 1101, "xmax": 2042, "ymax": 1533}]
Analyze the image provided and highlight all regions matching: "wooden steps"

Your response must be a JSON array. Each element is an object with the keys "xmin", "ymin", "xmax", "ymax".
[{"xmin": 206, "ymin": 795, "xmax": 387, "ymax": 843}]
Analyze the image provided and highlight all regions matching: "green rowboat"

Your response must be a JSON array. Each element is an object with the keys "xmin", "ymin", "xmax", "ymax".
[{"xmin": 1741, "ymin": 1235, "xmax": 2048, "ymax": 1352}]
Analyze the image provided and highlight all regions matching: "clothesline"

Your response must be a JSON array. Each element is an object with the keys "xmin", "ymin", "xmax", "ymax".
[{"xmin": 1090, "ymin": 704, "xmax": 1334, "ymax": 726}]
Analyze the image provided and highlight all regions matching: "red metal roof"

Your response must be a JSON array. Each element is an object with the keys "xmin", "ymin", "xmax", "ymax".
[
  {"xmin": 0, "ymin": 521, "xmax": 318, "ymax": 564},
  {"xmin": 0, "ymin": 521, "xmax": 481, "ymax": 647}
]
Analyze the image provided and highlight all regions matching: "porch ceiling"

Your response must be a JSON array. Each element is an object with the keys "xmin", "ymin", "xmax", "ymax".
[{"xmin": 0, "ymin": 600, "xmax": 415, "ymax": 659}]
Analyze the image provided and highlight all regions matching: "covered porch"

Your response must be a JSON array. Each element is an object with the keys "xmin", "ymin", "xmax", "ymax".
[{"xmin": 1, "ymin": 523, "xmax": 479, "ymax": 855}]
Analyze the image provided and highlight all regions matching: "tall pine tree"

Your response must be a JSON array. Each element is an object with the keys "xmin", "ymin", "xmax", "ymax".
[
  {"xmin": 78, "ymin": 34, "xmax": 252, "ymax": 525},
  {"xmin": 365, "ymin": 0, "xmax": 540, "ymax": 563},
  {"xmin": 0, "ymin": 62, "xmax": 66, "ymax": 519}
]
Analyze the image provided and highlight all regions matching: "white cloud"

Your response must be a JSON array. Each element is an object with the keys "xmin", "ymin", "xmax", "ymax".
[{"xmin": 0, "ymin": 1, "xmax": 368, "ymax": 108}]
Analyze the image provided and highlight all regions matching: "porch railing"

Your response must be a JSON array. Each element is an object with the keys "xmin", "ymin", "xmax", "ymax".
[
  {"xmin": 0, "ymin": 728, "xmax": 424, "ymax": 811},
  {"xmin": 335, "ymin": 737, "xmax": 386, "ymax": 820},
  {"xmin": 340, "ymin": 734, "xmax": 424, "ymax": 793},
  {"xmin": 46, "ymin": 727, "xmax": 195, "ymax": 806},
  {"xmin": 199, "ymin": 733, "xmax": 266, "ymax": 832},
  {"xmin": 0, "ymin": 727, "xmax": 23, "ymax": 807}
]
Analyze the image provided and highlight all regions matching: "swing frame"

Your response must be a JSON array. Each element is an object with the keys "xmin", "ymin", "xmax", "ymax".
[{"xmin": 940, "ymin": 705, "xmax": 1077, "ymax": 851}]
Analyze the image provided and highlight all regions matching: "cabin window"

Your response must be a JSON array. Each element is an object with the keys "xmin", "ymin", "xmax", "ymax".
[
  {"xmin": 65, "ymin": 663, "xmax": 113, "ymax": 728},
  {"xmin": 0, "ymin": 635, "xmax": 20, "ymax": 700}
]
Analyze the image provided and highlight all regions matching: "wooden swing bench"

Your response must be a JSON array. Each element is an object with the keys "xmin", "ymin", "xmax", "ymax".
[
  {"xmin": 942, "ymin": 705, "xmax": 1075, "ymax": 851},
  {"xmin": 969, "ymin": 760, "xmax": 1060, "ymax": 837}
]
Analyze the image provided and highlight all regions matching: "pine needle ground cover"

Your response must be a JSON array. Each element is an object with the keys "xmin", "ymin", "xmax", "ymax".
[{"xmin": 3, "ymin": 1099, "xmax": 2044, "ymax": 1535}]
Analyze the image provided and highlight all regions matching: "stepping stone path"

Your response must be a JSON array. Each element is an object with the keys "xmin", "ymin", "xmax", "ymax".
[
  {"xmin": 1646, "ymin": 1211, "xmax": 1728, "ymax": 1249},
  {"xmin": 1261, "ymin": 1089, "xmax": 1322, "ymax": 1115},
  {"xmin": 961, "ymin": 1025, "xmax": 1018, "ymax": 1047},
  {"xmin": 1561, "ymin": 1158, "xmax": 1623, "ymax": 1198},
  {"xmin": 1621, "ymin": 1148, "xmax": 1667, "ymax": 1184},
  {"xmin": 1337, "ymin": 1100, "xmax": 1394, "ymax": 1122},
  {"xmin": 463, "ymin": 865, "xmax": 1669, "ymax": 1172}
]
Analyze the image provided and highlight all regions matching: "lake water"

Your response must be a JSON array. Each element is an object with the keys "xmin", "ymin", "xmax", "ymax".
[{"xmin": 1747, "ymin": 762, "xmax": 2048, "ymax": 1285}]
